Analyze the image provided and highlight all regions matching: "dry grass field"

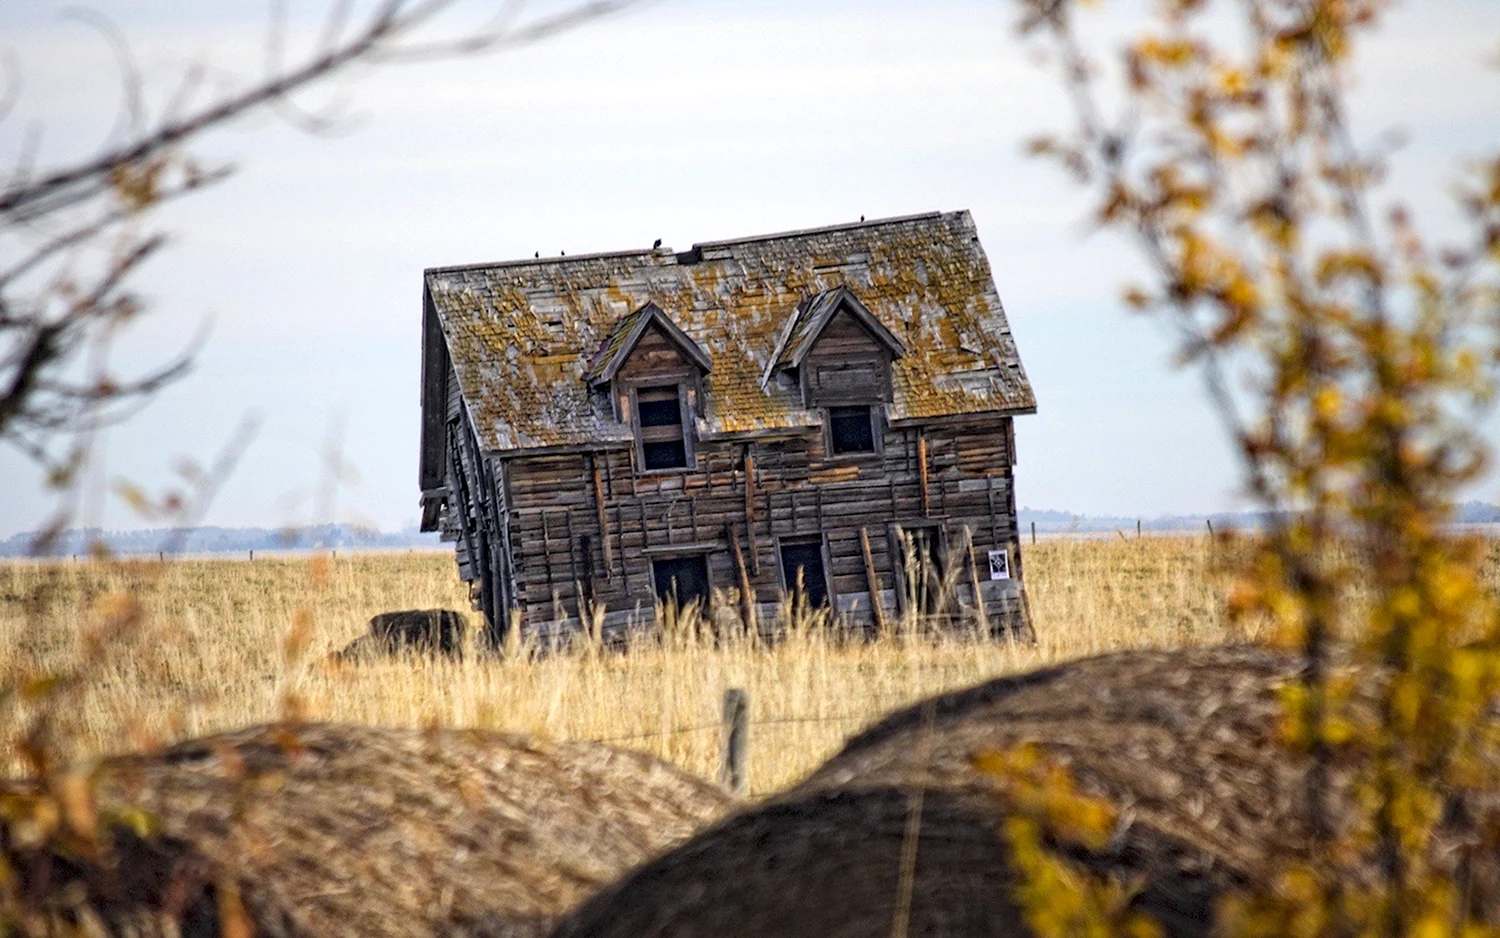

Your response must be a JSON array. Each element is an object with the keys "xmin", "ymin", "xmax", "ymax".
[{"xmin": 6, "ymin": 536, "xmax": 1492, "ymax": 795}]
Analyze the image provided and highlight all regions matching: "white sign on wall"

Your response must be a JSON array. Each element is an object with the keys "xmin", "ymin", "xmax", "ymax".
[{"xmin": 987, "ymin": 549, "xmax": 1010, "ymax": 581}]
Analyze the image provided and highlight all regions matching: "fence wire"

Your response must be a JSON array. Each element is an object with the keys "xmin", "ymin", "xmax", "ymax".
[{"xmin": 589, "ymin": 709, "xmax": 880, "ymax": 746}]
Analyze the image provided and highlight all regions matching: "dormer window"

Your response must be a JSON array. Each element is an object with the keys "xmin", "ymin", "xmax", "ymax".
[
  {"xmin": 761, "ymin": 287, "xmax": 903, "ymax": 459},
  {"xmin": 637, "ymin": 384, "xmax": 690, "ymax": 470},
  {"xmin": 585, "ymin": 302, "xmax": 711, "ymax": 476}
]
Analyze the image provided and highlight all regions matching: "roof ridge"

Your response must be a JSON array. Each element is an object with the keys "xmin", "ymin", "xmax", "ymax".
[
  {"xmin": 425, "ymin": 248, "xmax": 659, "ymax": 277},
  {"xmin": 422, "ymin": 211, "xmax": 962, "ymax": 276}
]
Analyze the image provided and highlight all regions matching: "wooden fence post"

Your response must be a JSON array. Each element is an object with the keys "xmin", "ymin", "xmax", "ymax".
[
  {"xmin": 1207, "ymin": 518, "xmax": 1215, "ymax": 536},
  {"xmin": 1136, "ymin": 519, "xmax": 1142, "ymax": 538},
  {"xmin": 249, "ymin": 550, "xmax": 254, "ymax": 562},
  {"xmin": 720, "ymin": 688, "xmax": 749, "ymax": 796},
  {"xmin": 1030, "ymin": 521, "xmax": 1036, "ymax": 544}
]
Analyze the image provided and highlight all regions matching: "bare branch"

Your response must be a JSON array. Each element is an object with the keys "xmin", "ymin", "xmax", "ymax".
[
  {"xmin": 0, "ymin": 163, "xmax": 232, "ymax": 287},
  {"xmin": 375, "ymin": 0, "xmax": 633, "ymax": 62},
  {"xmin": 0, "ymin": 0, "xmax": 632, "ymax": 542},
  {"xmin": 0, "ymin": 0, "xmax": 631, "ymax": 219}
]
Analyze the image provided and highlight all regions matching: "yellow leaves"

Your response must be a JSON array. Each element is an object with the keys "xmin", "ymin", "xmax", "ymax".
[
  {"xmin": 1277, "ymin": 675, "xmax": 1357, "ymax": 753},
  {"xmin": 1314, "ymin": 250, "xmax": 1383, "ymax": 288},
  {"xmin": 1122, "ymin": 285, "xmax": 1153, "ymax": 310},
  {"xmin": 974, "ymin": 744, "xmax": 1116, "ymax": 849},
  {"xmin": 114, "ymin": 480, "xmax": 155, "ymax": 518},
  {"xmin": 1134, "ymin": 36, "xmax": 1198, "ymax": 69},
  {"xmin": 1097, "ymin": 182, "xmax": 1137, "ymax": 224},
  {"xmin": 283, "ymin": 607, "xmax": 314, "ymax": 664},
  {"xmin": 0, "ymin": 791, "xmax": 61, "ymax": 851},
  {"xmin": 108, "ymin": 157, "xmax": 168, "ymax": 213},
  {"xmin": 108, "ymin": 804, "xmax": 158, "ymax": 839},
  {"xmin": 55, "ymin": 770, "xmax": 98, "ymax": 843},
  {"xmin": 974, "ymin": 745, "xmax": 1162, "ymax": 938},
  {"xmin": 1250, "ymin": 200, "xmax": 1298, "ymax": 250},
  {"xmin": 1220, "ymin": 864, "xmax": 1343, "ymax": 938},
  {"xmin": 1213, "ymin": 65, "xmax": 1250, "ymax": 97},
  {"xmin": 216, "ymin": 877, "xmax": 254, "ymax": 938},
  {"xmin": 1312, "ymin": 385, "xmax": 1341, "ymax": 422},
  {"xmin": 1016, "ymin": 0, "xmax": 1500, "ymax": 931}
]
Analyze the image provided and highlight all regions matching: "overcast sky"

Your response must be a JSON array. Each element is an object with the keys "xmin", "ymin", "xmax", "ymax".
[{"xmin": 2, "ymin": 0, "xmax": 1498, "ymax": 538}]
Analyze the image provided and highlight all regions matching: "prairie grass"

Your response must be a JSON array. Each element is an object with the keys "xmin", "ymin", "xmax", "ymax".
[{"xmin": 7, "ymin": 536, "xmax": 1487, "ymax": 795}]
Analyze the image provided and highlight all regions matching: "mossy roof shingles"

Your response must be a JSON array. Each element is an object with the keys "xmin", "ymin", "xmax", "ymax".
[{"xmin": 424, "ymin": 211, "xmax": 1035, "ymax": 453}]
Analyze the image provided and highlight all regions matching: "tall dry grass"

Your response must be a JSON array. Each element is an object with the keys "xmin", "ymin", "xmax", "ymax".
[{"xmin": 8, "ymin": 536, "xmax": 1485, "ymax": 795}]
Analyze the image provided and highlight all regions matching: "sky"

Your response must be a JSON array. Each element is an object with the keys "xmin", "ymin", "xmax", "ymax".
[{"xmin": 1, "ymin": 0, "xmax": 1498, "ymax": 537}]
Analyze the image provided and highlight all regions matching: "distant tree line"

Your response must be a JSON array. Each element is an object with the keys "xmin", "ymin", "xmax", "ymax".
[
  {"xmin": 1019, "ymin": 502, "xmax": 1500, "ymax": 535},
  {"xmin": 0, "ymin": 523, "xmax": 441, "ymax": 557}
]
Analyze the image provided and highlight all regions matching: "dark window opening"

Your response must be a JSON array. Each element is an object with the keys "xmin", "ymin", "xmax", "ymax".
[
  {"xmin": 828, "ymin": 406, "xmax": 876, "ymax": 454},
  {"xmin": 652, "ymin": 555, "xmax": 710, "ymax": 611},
  {"xmin": 642, "ymin": 440, "xmax": 688, "ymax": 471},
  {"xmin": 779, "ymin": 541, "xmax": 829, "ymax": 609},
  {"xmin": 638, "ymin": 396, "xmax": 682, "ymax": 428},
  {"xmin": 636, "ymin": 385, "xmax": 689, "ymax": 470}
]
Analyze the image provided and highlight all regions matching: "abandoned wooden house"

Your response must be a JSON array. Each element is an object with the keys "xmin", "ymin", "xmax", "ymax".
[{"xmin": 418, "ymin": 211, "xmax": 1037, "ymax": 643}]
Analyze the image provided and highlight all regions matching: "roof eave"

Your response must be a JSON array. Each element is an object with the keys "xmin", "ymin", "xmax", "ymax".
[{"xmin": 887, "ymin": 404, "xmax": 1037, "ymax": 428}]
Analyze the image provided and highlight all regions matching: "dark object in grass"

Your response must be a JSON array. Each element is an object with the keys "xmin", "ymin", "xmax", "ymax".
[{"xmin": 336, "ymin": 608, "xmax": 467, "ymax": 660}]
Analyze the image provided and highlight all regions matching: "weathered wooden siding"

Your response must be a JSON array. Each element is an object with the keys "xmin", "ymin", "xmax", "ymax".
[
  {"xmin": 800, "ymin": 311, "xmax": 893, "ymax": 406},
  {"xmin": 497, "ymin": 414, "xmax": 1026, "ymax": 639}
]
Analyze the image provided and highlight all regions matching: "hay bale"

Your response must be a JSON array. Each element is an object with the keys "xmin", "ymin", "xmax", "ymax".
[
  {"xmin": 551, "ymin": 644, "xmax": 1494, "ymax": 938},
  {"xmin": 3, "ymin": 723, "xmax": 735, "ymax": 938},
  {"xmin": 335, "ymin": 609, "xmax": 467, "ymax": 660}
]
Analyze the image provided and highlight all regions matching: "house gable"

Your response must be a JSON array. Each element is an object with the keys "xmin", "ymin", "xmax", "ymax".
[
  {"xmin": 586, "ymin": 302, "xmax": 711, "ymax": 388},
  {"xmin": 769, "ymin": 286, "xmax": 905, "ymax": 379},
  {"xmin": 798, "ymin": 307, "xmax": 899, "ymax": 407}
]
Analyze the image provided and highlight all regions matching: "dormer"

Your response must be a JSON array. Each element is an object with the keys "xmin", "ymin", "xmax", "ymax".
[
  {"xmin": 764, "ymin": 287, "xmax": 905, "ymax": 406},
  {"xmin": 763, "ymin": 287, "xmax": 905, "ymax": 455},
  {"xmin": 587, "ymin": 302, "xmax": 711, "ymax": 472}
]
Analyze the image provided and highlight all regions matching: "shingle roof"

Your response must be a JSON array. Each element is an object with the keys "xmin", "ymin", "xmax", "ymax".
[{"xmin": 424, "ymin": 210, "xmax": 1035, "ymax": 453}]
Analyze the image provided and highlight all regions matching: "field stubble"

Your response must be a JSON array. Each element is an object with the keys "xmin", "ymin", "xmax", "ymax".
[{"xmin": 0, "ymin": 537, "xmax": 1354, "ymax": 794}]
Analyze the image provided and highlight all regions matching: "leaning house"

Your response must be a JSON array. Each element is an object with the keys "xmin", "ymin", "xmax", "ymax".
[{"xmin": 418, "ymin": 211, "xmax": 1036, "ymax": 644}]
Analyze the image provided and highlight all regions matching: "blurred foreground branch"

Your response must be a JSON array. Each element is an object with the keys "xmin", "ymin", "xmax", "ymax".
[
  {"xmin": 1002, "ymin": 1, "xmax": 1500, "ymax": 935},
  {"xmin": 0, "ymin": 0, "xmax": 629, "ymax": 538}
]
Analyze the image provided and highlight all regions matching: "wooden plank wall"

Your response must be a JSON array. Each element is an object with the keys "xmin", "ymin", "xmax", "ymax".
[{"xmin": 496, "ymin": 415, "xmax": 1026, "ymax": 638}]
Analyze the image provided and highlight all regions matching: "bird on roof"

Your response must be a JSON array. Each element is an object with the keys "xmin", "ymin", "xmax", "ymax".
[
  {"xmin": 860, "ymin": 215, "xmax": 865, "ymax": 222},
  {"xmin": 534, "ymin": 251, "xmax": 539, "ymax": 258},
  {"xmin": 561, "ymin": 250, "xmax": 566, "ymax": 256},
  {"xmin": 653, "ymin": 238, "xmax": 662, "ymax": 249}
]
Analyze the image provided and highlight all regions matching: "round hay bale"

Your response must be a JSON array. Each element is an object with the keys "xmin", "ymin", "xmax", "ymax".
[
  {"xmin": 3, "ymin": 723, "xmax": 735, "ymax": 938},
  {"xmin": 333, "ymin": 609, "xmax": 469, "ymax": 661},
  {"xmin": 552, "ymin": 644, "xmax": 1493, "ymax": 938}
]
